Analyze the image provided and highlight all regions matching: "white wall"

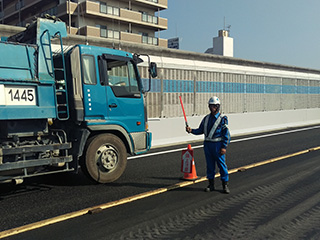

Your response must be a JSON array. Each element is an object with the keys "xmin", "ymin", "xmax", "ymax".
[
  {"xmin": 213, "ymin": 35, "xmax": 233, "ymax": 57},
  {"xmin": 149, "ymin": 108, "xmax": 320, "ymax": 148}
]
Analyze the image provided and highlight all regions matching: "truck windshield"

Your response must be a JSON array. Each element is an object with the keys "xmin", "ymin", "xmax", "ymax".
[{"xmin": 106, "ymin": 59, "xmax": 140, "ymax": 98}]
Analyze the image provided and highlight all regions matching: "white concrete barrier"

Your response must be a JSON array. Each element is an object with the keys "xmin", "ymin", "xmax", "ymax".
[{"xmin": 149, "ymin": 108, "xmax": 320, "ymax": 148}]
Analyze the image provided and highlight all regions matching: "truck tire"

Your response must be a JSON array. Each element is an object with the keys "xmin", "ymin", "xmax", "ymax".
[{"xmin": 81, "ymin": 134, "xmax": 127, "ymax": 183}]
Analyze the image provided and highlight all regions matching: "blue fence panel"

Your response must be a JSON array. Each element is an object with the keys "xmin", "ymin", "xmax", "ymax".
[
  {"xmin": 282, "ymin": 85, "xmax": 296, "ymax": 94},
  {"xmin": 266, "ymin": 84, "xmax": 281, "ymax": 94},
  {"xmin": 145, "ymin": 78, "xmax": 320, "ymax": 96},
  {"xmin": 297, "ymin": 86, "xmax": 309, "ymax": 94}
]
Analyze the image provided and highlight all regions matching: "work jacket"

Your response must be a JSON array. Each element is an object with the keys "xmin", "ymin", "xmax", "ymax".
[{"xmin": 191, "ymin": 112, "xmax": 230, "ymax": 149}]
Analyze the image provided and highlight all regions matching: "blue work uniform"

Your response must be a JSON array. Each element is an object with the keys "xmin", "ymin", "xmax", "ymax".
[{"xmin": 191, "ymin": 112, "xmax": 230, "ymax": 181}]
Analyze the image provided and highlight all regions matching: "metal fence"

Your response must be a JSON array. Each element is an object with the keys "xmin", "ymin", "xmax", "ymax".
[{"xmin": 139, "ymin": 63, "xmax": 320, "ymax": 119}]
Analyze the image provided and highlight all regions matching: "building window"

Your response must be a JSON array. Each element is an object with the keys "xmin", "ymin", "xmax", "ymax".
[
  {"xmin": 107, "ymin": 6, "xmax": 113, "ymax": 14},
  {"xmin": 101, "ymin": 28, "xmax": 107, "ymax": 38},
  {"xmin": 108, "ymin": 30, "xmax": 120, "ymax": 39},
  {"xmin": 114, "ymin": 7, "xmax": 120, "ymax": 15},
  {"xmin": 141, "ymin": 12, "xmax": 158, "ymax": 24},
  {"xmin": 100, "ymin": 2, "xmax": 107, "ymax": 13},
  {"xmin": 99, "ymin": 2, "xmax": 119, "ymax": 16},
  {"xmin": 141, "ymin": 33, "xmax": 158, "ymax": 46},
  {"xmin": 96, "ymin": 25, "xmax": 107, "ymax": 38},
  {"xmin": 153, "ymin": 37, "xmax": 158, "ymax": 45},
  {"xmin": 97, "ymin": 25, "xmax": 120, "ymax": 40}
]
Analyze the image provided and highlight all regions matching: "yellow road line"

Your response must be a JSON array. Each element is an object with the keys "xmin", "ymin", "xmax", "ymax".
[{"xmin": 0, "ymin": 146, "xmax": 319, "ymax": 239}]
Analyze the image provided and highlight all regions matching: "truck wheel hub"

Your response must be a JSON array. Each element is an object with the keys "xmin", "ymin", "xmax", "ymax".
[{"xmin": 97, "ymin": 145, "xmax": 118, "ymax": 170}]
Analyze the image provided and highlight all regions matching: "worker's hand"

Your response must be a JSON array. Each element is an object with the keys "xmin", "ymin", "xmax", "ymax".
[
  {"xmin": 220, "ymin": 148, "xmax": 227, "ymax": 155},
  {"xmin": 186, "ymin": 126, "xmax": 192, "ymax": 133}
]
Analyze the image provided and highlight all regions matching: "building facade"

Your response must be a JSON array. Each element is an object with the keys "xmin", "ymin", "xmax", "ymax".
[{"xmin": 0, "ymin": 0, "xmax": 168, "ymax": 47}]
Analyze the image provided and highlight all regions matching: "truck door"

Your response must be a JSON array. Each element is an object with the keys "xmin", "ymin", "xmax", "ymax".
[
  {"xmin": 100, "ymin": 55, "xmax": 145, "ymax": 133},
  {"xmin": 81, "ymin": 54, "xmax": 108, "ymax": 120}
]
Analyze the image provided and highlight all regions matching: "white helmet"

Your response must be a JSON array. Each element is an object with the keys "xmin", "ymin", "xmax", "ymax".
[{"xmin": 208, "ymin": 96, "xmax": 220, "ymax": 105}]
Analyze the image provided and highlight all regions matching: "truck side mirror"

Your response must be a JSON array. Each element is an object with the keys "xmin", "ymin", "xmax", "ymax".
[{"xmin": 149, "ymin": 62, "xmax": 157, "ymax": 78}]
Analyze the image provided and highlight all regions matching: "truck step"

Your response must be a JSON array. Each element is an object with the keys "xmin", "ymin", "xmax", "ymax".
[{"xmin": 54, "ymin": 68, "xmax": 65, "ymax": 80}]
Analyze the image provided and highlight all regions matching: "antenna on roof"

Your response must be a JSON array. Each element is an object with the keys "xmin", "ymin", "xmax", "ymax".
[
  {"xmin": 223, "ymin": 17, "xmax": 231, "ymax": 35},
  {"xmin": 227, "ymin": 24, "xmax": 231, "ymax": 34}
]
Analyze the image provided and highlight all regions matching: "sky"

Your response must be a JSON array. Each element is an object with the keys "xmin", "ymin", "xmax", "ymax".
[{"xmin": 158, "ymin": 0, "xmax": 320, "ymax": 70}]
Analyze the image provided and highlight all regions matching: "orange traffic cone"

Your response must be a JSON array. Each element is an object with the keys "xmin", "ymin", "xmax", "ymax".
[{"xmin": 181, "ymin": 144, "xmax": 198, "ymax": 180}]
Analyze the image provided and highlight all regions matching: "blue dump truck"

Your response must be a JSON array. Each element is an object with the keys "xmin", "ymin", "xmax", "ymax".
[{"xmin": 0, "ymin": 17, "xmax": 157, "ymax": 184}]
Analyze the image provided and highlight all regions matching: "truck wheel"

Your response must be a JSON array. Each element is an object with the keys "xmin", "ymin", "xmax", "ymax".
[{"xmin": 82, "ymin": 134, "xmax": 127, "ymax": 183}]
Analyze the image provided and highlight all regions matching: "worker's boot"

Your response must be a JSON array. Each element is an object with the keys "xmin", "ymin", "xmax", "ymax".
[
  {"xmin": 205, "ymin": 179, "xmax": 215, "ymax": 192},
  {"xmin": 222, "ymin": 181, "xmax": 230, "ymax": 194}
]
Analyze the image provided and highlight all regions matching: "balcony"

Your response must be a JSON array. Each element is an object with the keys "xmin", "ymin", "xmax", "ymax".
[
  {"xmin": 121, "ymin": 31, "xmax": 167, "ymax": 47},
  {"xmin": 135, "ymin": 0, "xmax": 168, "ymax": 10},
  {"xmin": 79, "ymin": 26, "xmax": 100, "ymax": 37},
  {"xmin": 78, "ymin": 1, "xmax": 167, "ymax": 31},
  {"xmin": 66, "ymin": 26, "xmax": 79, "ymax": 35},
  {"xmin": 79, "ymin": 25, "xmax": 167, "ymax": 47}
]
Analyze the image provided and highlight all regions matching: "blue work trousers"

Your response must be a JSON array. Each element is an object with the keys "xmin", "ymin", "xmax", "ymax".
[{"xmin": 203, "ymin": 141, "xmax": 229, "ymax": 182}]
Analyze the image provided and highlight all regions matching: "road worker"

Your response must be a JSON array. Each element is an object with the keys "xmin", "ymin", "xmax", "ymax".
[{"xmin": 186, "ymin": 96, "xmax": 231, "ymax": 193}]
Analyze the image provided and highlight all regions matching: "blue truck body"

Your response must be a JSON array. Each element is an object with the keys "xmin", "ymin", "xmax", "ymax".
[{"xmin": 0, "ymin": 17, "xmax": 155, "ymax": 183}]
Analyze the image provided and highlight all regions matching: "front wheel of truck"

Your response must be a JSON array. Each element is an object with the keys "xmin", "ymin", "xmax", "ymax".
[{"xmin": 81, "ymin": 134, "xmax": 127, "ymax": 183}]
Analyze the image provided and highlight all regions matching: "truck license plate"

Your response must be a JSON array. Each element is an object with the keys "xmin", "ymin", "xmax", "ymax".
[{"xmin": 0, "ymin": 85, "xmax": 37, "ymax": 106}]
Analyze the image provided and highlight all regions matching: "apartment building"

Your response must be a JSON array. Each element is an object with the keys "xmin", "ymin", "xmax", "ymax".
[{"xmin": 0, "ymin": 0, "xmax": 168, "ymax": 47}]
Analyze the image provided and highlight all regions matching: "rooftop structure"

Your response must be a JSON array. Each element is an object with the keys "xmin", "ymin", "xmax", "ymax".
[{"xmin": 206, "ymin": 29, "xmax": 234, "ymax": 57}]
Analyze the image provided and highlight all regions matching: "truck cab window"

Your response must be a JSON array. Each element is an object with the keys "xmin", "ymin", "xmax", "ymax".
[
  {"xmin": 106, "ymin": 59, "xmax": 140, "ymax": 98},
  {"xmin": 82, "ymin": 55, "xmax": 96, "ymax": 85}
]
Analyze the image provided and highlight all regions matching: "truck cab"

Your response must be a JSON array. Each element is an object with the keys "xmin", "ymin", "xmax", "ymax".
[
  {"xmin": 64, "ymin": 45, "xmax": 154, "ymax": 183},
  {"xmin": 68, "ymin": 45, "xmax": 151, "ymax": 153}
]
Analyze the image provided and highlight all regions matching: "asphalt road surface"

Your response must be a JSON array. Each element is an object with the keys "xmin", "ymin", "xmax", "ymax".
[{"xmin": 0, "ymin": 125, "xmax": 320, "ymax": 239}]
